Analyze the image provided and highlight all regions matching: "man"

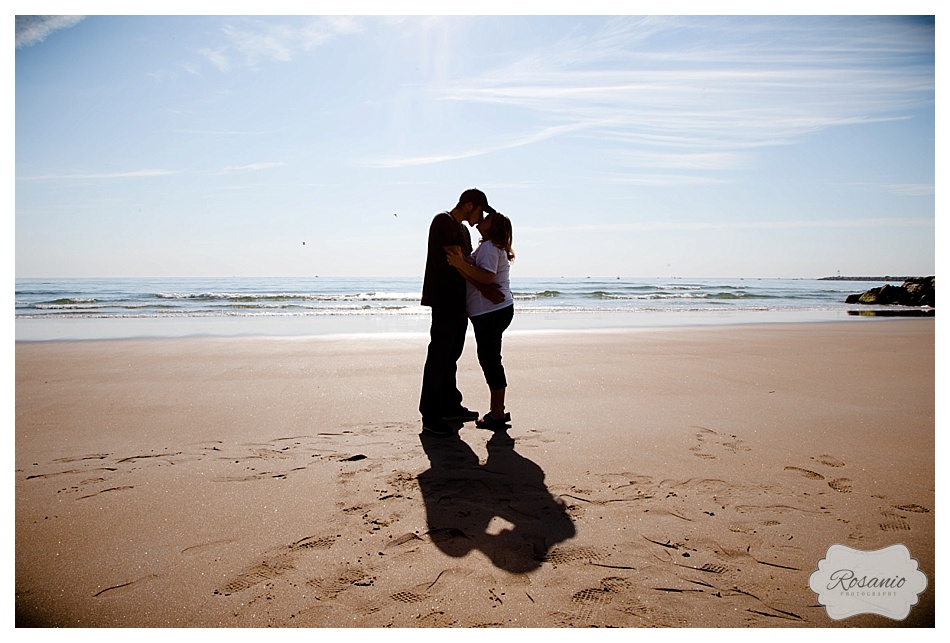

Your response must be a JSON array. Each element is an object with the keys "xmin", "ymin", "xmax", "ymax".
[{"xmin": 419, "ymin": 188, "xmax": 501, "ymax": 435}]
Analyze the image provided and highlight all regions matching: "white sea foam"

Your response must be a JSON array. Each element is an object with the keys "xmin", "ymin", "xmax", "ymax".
[{"xmin": 15, "ymin": 276, "xmax": 927, "ymax": 340}]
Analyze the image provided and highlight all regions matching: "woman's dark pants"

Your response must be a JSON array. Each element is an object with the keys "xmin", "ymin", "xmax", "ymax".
[{"xmin": 471, "ymin": 304, "xmax": 514, "ymax": 390}]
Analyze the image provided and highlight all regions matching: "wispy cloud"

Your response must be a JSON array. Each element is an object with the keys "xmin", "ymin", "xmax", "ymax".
[
  {"xmin": 359, "ymin": 122, "xmax": 593, "ymax": 169},
  {"xmin": 19, "ymin": 163, "xmax": 287, "ymax": 181},
  {"xmin": 18, "ymin": 169, "xmax": 179, "ymax": 181},
  {"xmin": 597, "ymin": 173, "xmax": 732, "ymax": 187},
  {"xmin": 522, "ymin": 216, "xmax": 934, "ymax": 235},
  {"xmin": 200, "ymin": 17, "xmax": 364, "ymax": 71},
  {"xmin": 431, "ymin": 16, "xmax": 933, "ymax": 176},
  {"xmin": 215, "ymin": 162, "xmax": 287, "ymax": 174},
  {"xmin": 15, "ymin": 15, "xmax": 84, "ymax": 49},
  {"xmin": 886, "ymin": 183, "xmax": 935, "ymax": 196}
]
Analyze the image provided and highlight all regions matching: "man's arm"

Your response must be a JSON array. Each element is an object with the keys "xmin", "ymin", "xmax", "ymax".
[
  {"xmin": 446, "ymin": 246, "xmax": 497, "ymax": 283},
  {"xmin": 446, "ymin": 248, "xmax": 505, "ymax": 304},
  {"xmin": 461, "ymin": 272, "xmax": 505, "ymax": 304}
]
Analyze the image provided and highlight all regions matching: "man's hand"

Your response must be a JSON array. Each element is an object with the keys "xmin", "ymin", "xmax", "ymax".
[
  {"xmin": 475, "ymin": 281, "xmax": 505, "ymax": 304},
  {"xmin": 445, "ymin": 246, "xmax": 466, "ymax": 268}
]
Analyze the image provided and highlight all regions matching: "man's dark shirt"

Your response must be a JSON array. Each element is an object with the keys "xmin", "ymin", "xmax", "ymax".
[{"xmin": 421, "ymin": 212, "xmax": 472, "ymax": 310}]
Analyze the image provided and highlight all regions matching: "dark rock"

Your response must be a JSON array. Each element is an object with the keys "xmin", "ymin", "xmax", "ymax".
[
  {"xmin": 900, "ymin": 277, "xmax": 935, "ymax": 307},
  {"xmin": 846, "ymin": 276, "xmax": 934, "ymax": 308}
]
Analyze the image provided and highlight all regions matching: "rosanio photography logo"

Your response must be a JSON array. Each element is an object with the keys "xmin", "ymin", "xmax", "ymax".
[{"xmin": 809, "ymin": 544, "xmax": 928, "ymax": 621}]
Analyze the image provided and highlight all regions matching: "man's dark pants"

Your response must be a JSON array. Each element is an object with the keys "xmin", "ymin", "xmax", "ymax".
[{"xmin": 419, "ymin": 304, "xmax": 468, "ymax": 422}]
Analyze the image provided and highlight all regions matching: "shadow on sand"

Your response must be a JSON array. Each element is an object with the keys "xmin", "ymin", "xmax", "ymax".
[{"xmin": 417, "ymin": 428, "xmax": 575, "ymax": 573}]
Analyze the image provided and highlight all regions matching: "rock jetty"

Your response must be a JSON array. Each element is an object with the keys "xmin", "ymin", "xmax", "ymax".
[{"xmin": 845, "ymin": 277, "xmax": 935, "ymax": 308}]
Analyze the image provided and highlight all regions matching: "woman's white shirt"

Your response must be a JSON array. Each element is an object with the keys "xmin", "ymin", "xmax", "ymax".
[{"xmin": 465, "ymin": 241, "xmax": 513, "ymax": 317}]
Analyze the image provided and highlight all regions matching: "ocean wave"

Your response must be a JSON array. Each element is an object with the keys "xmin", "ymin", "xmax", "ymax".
[
  {"xmin": 589, "ymin": 290, "xmax": 779, "ymax": 301},
  {"xmin": 38, "ymin": 297, "xmax": 100, "ymax": 305},
  {"xmin": 706, "ymin": 291, "xmax": 783, "ymax": 300},
  {"xmin": 514, "ymin": 304, "xmax": 774, "ymax": 314},
  {"xmin": 513, "ymin": 290, "xmax": 561, "ymax": 300},
  {"xmin": 14, "ymin": 277, "xmax": 874, "ymax": 328},
  {"xmin": 153, "ymin": 291, "xmax": 421, "ymax": 302}
]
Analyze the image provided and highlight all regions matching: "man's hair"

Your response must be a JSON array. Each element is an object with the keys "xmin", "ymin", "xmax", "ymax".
[{"xmin": 458, "ymin": 188, "xmax": 495, "ymax": 215}]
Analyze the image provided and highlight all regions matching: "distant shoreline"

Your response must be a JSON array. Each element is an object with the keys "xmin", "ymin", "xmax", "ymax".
[{"xmin": 818, "ymin": 276, "xmax": 916, "ymax": 281}]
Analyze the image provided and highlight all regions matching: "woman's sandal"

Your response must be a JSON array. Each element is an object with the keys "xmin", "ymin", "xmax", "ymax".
[{"xmin": 475, "ymin": 412, "xmax": 511, "ymax": 429}]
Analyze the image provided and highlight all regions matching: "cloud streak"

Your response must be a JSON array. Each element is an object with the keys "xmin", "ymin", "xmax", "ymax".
[
  {"xmin": 18, "ymin": 169, "xmax": 179, "ymax": 181},
  {"xmin": 358, "ymin": 122, "xmax": 594, "ymax": 168},
  {"xmin": 214, "ymin": 162, "xmax": 287, "ymax": 174},
  {"xmin": 886, "ymin": 183, "xmax": 935, "ymax": 196},
  {"xmin": 432, "ymin": 17, "xmax": 934, "ymax": 176},
  {"xmin": 15, "ymin": 15, "xmax": 84, "ymax": 49},
  {"xmin": 522, "ymin": 216, "xmax": 934, "ymax": 235},
  {"xmin": 19, "ymin": 162, "xmax": 287, "ymax": 181},
  {"xmin": 200, "ymin": 16, "xmax": 363, "ymax": 71}
]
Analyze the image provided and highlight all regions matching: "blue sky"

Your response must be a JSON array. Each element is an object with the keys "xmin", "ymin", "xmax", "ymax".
[{"xmin": 14, "ymin": 8, "xmax": 937, "ymax": 278}]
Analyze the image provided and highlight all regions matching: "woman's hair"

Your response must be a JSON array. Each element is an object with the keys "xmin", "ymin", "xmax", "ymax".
[{"xmin": 482, "ymin": 212, "xmax": 515, "ymax": 261}]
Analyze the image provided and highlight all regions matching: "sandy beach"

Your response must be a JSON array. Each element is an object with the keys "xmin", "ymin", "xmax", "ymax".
[{"xmin": 15, "ymin": 320, "xmax": 934, "ymax": 628}]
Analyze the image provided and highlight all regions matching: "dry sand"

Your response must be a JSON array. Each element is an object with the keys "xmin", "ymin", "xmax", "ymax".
[{"xmin": 15, "ymin": 320, "xmax": 935, "ymax": 628}]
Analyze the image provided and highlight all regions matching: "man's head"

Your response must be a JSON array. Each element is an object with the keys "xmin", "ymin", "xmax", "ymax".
[{"xmin": 457, "ymin": 188, "xmax": 496, "ymax": 226}]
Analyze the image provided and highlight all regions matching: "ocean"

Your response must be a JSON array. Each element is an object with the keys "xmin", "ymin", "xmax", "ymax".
[{"xmin": 14, "ymin": 276, "xmax": 930, "ymax": 341}]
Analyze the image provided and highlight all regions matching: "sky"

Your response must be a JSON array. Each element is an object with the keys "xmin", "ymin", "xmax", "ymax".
[{"xmin": 13, "ymin": 5, "xmax": 938, "ymax": 279}]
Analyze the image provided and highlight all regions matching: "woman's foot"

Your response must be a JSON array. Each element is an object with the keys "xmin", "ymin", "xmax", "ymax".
[{"xmin": 476, "ymin": 412, "xmax": 511, "ymax": 429}]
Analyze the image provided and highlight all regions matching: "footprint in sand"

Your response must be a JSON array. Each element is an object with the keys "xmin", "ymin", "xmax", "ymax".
[
  {"xmin": 292, "ymin": 535, "xmax": 337, "ymax": 550},
  {"xmin": 306, "ymin": 564, "xmax": 375, "ymax": 600},
  {"xmin": 896, "ymin": 503, "xmax": 930, "ymax": 513},
  {"xmin": 812, "ymin": 454, "xmax": 846, "ymax": 468},
  {"xmin": 214, "ymin": 553, "xmax": 296, "ymax": 596},
  {"xmin": 827, "ymin": 478, "xmax": 852, "ymax": 493},
  {"xmin": 352, "ymin": 600, "xmax": 384, "ymax": 616},
  {"xmin": 540, "ymin": 545, "xmax": 604, "ymax": 568},
  {"xmin": 572, "ymin": 587, "xmax": 613, "ymax": 606},
  {"xmin": 569, "ymin": 577, "xmax": 632, "ymax": 607},
  {"xmin": 783, "ymin": 466, "xmax": 824, "ymax": 480},
  {"xmin": 417, "ymin": 611, "xmax": 457, "ymax": 626},
  {"xmin": 689, "ymin": 427, "xmax": 748, "ymax": 459},
  {"xmin": 616, "ymin": 601, "xmax": 684, "ymax": 627},
  {"xmin": 214, "ymin": 533, "xmax": 337, "ymax": 596},
  {"xmin": 879, "ymin": 512, "xmax": 911, "ymax": 532},
  {"xmin": 390, "ymin": 590, "xmax": 428, "ymax": 604},
  {"xmin": 601, "ymin": 576, "xmax": 634, "ymax": 591}
]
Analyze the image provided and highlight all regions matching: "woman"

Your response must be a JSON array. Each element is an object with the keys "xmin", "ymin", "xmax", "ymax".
[{"xmin": 447, "ymin": 212, "xmax": 515, "ymax": 429}]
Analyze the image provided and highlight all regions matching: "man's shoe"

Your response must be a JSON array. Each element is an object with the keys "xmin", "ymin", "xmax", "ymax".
[
  {"xmin": 443, "ymin": 407, "xmax": 479, "ymax": 422},
  {"xmin": 422, "ymin": 419, "xmax": 456, "ymax": 435}
]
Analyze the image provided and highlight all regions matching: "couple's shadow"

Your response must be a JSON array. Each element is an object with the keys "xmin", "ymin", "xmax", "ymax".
[{"xmin": 417, "ymin": 428, "xmax": 575, "ymax": 573}]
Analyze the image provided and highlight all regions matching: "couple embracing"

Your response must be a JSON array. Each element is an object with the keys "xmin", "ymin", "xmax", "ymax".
[{"xmin": 420, "ymin": 188, "xmax": 515, "ymax": 436}]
